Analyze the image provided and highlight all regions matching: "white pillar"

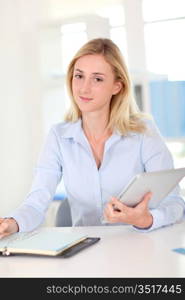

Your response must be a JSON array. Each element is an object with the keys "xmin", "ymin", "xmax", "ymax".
[
  {"xmin": 85, "ymin": 15, "xmax": 110, "ymax": 40},
  {"xmin": 0, "ymin": 0, "xmax": 43, "ymax": 215},
  {"xmin": 124, "ymin": 0, "xmax": 151, "ymax": 112}
]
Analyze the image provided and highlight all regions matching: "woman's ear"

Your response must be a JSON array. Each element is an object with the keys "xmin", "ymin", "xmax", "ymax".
[{"xmin": 112, "ymin": 81, "xmax": 122, "ymax": 95}]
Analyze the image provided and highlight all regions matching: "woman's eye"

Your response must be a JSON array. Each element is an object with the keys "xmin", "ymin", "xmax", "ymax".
[
  {"xmin": 95, "ymin": 77, "xmax": 103, "ymax": 82},
  {"xmin": 74, "ymin": 74, "xmax": 83, "ymax": 79}
]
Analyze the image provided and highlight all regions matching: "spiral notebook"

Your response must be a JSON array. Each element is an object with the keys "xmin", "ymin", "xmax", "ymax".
[{"xmin": 0, "ymin": 228, "xmax": 88, "ymax": 257}]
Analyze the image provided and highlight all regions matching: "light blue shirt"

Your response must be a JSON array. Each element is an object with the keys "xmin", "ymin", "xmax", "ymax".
[{"xmin": 9, "ymin": 118, "xmax": 185, "ymax": 232}]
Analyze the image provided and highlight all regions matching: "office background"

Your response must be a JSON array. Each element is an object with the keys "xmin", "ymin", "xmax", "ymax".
[{"xmin": 0, "ymin": 0, "xmax": 185, "ymax": 218}]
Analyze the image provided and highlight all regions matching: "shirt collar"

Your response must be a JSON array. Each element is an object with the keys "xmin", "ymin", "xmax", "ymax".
[
  {"xmin": 61, "ymin": 119, "xmax": 82, "ymax": 140},
  {"xmin": 61, "ymin": 118, "xmax": 137, "ymax": 149}
]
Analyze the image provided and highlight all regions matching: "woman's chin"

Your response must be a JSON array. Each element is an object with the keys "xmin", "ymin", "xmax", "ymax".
[{"xmin": 76, "ymin": 102, "xmax": 96, "ymax": 113}]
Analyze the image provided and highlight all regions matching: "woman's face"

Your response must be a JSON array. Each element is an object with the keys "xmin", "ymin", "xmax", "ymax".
[{"xmin": 72, "ymin": 54, "xmax": 121, "ymax": 114}]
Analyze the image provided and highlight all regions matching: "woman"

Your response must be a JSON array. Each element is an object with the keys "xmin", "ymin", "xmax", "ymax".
[{"xmin": 0, "ymin": 38, "xmax": 184, "ymax": 238}]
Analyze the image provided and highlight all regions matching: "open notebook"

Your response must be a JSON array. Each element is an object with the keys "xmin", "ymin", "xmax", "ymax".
[{"xmin": 0, "ymin": 228, "xmax": 88, "ymax": 257}]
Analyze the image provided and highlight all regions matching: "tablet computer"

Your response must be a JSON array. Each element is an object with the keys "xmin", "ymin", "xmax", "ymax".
[{"xmin": 117, "ymin": 168, "xmax": 185, "ymax": 208}]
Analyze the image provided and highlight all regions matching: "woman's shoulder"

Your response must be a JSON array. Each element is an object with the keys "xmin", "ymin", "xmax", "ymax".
[
  {"xmin": 142, "ymin": 117, "xmax": 161, "ymax": 135},
  {"xmin": 138, "ymin": 116, "xmax": 165, "ymax": 145},
  {"xmin": 131, "ymin": 113, "xmax": 159, "ymax": 135},
  {"xmin": 50, "ymin": 119, "xmax": 81, "ymax": 138},
  {"xmin": 128, "ymin": 116, "xmax": 160, "ymax": 137},
  {"xmin": 52, "ymin": 120, "xmax": 73, "ymax": 130}
]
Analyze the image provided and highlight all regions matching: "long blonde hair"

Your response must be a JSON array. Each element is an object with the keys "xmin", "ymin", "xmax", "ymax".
[{"xmin": 65, "ymin": 38, "xmax": 149, "ymax": 134}]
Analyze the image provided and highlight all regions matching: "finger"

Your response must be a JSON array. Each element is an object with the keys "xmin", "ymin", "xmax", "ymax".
[
  {"xmin": 139, "ymin": 192, "xmax": 153, "ymax": 209},
  {"xmin": 103, "ymin": 207, "xmax": 111, "ymax": 222},
  {"xmin": 143, "ymin": 192, "xmax": 152, "ymax": 202},
  {"xmin": 104, "ymin": 203, "xmax": 117, "ymax": 220},
  {"xmin": 110, "ymin": 196, "xmax": 124, "ymax": 205},
  {"xmin": 0, "ymin": 232, "xmax": 11, "ymax": 239},
  {"xmin": 105, "ymin": 202, "xmax": 114, "ymax": 215},
  {"xmin": 105, "ymin": 202, "xmax": 126, "ymax": 224},
  {"xmin": 0, "ymin": 218, "xmax": 10, "ymax": 224},
  {"xmin": 0, "ymin": 221, "xmax": 9, "ymax": 234},
  {"xmin": 110, "ymin": 196, "xmax": 119, "ymax": 202},
  {"xmin": 113, "ymin": 204, "xmax": 122, "ymax": 212},
  {"xmin": 110, "ymin": 197, "xmax": 122, "ymax": 207},
  {"xmin": 103, "ymin": 210, "xmax": 116, "ymax": 223},
  {"xmin": 110, "ymin": 197, "xmax": 129, "ymax": 209}
]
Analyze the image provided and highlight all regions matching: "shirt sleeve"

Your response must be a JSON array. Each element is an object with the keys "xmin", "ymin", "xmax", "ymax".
[
  {"xmin": 133, "ymin": 119, "xmax": 185, "ymax": 232},
  {"xmin": 6, "ymin": 126, "xmax": 63, "ymax": 232}
]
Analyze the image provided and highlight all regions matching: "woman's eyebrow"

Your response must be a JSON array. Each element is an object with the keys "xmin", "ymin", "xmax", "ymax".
[
  {"xmin": 92, "ymin": 72, "xmax": 105, "ymax": 76},
  {"xmin": 74, "ymin": 68, "xmax": 83, "ymax": 73},
  {"xmin": 74, "ymin": 68, "xmax": 105, "ymax": 76}
]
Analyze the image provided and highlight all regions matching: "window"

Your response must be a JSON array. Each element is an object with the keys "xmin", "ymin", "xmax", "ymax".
[
  {"xmin": 142, "ymin": 0, "xmax": 185, "ymax": 22},
  {"xmin": 142, "ymin": 0, "xmax": 185, "ymax": 138},
  {"xmin": 97, "ymin": 4, "xmax": 128, "ymax": 65},
  {"xmin": 110, "ymin": 26, "xmax": 128, "ymax": 65},
  {"xmin": 143, "ymin": 0, "xmax": 185, "ymax": 192},
  {"xmin": 144, "ymin": 19, "xmax": 185, "ymax": 81},
  {"xmin": 61, "ymin": 22, "xmax": 87, "ymax": 72}
]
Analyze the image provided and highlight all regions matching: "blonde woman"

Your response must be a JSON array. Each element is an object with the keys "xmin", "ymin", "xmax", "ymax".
[{"xmin": 0, "ymin": 38, "xmax": 184, "ymax": 238}]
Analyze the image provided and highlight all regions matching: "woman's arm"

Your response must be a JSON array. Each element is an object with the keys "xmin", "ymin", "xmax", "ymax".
[
  {"xmin": 4, "ymin": 126, "xmax": 63, "ymax": 232},
  {"xmin": 139, "ymin": 120, "xmax": 185, "ymax": 231},
  {"xmin": 104, "ymin": 120, "xmax": 185, "ymax": 231}
]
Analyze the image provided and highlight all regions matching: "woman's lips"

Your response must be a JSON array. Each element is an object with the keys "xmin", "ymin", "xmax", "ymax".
[{"xmin": 79, "ymin": 96, "xmax": 93, "ymax": 102}]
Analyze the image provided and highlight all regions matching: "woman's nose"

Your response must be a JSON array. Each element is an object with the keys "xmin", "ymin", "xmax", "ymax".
[{"xmin": 80, "ymin": 78, "xmax": 91, "ymax": 94}]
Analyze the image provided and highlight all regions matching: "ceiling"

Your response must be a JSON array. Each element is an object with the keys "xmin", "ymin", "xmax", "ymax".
[{"xmin": 42, "ymin": 0, "xmax": 124, "ymax": 21}]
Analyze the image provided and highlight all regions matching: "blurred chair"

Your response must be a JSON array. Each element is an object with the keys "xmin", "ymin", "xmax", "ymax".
[{"xmin": 55, "ymin": 198, "xmax": 72, "ymax": 227}]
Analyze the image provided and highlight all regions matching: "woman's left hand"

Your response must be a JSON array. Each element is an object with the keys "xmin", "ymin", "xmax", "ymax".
[{"xmin": 103, "ymin": 192, "xmax": 153, "ymax": 229}]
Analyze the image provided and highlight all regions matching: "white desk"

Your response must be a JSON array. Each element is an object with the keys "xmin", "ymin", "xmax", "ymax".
[{"xmin": 0, "ymin": 222, "xmax": 185, "ymax": 278}]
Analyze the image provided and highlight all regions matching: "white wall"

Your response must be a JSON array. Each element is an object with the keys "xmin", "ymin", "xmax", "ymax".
[
  {"xmin": 0, "ymin": 0, "xmax": 43, "ymax": 215},
  {"xmin": 124, "ymin": 0, "xmax": 151, "ymax": 112},
  {"xmin": 2, "ymin": 0, "xmax": 179, "ymax": 217},
  {"xmin": 0, "ymin": 0, "xmax": 147, "ymax": 216}
]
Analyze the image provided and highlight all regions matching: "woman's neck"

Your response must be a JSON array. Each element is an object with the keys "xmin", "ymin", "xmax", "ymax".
[
  {"xmin": 82, "ymin": 111, "xmax": 111, "ymax": 141},
  {"xmin": 82, "ymin": 111, "xmax": 112, "ymax": 169}
]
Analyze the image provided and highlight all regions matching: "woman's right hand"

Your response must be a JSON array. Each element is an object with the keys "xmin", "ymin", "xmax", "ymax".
[{"xmin": 0, "ymin": 218, "xmax": 19, "ymax": 239}]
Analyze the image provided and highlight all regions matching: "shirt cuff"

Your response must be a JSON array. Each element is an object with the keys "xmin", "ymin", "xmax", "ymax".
[
  {"xmin": 4, "ymin": 204, "xmax": 44, "ymax": 232},
  {"xmin": 133, "ymin": 208, "xmax": 166, "ymax": 232}
]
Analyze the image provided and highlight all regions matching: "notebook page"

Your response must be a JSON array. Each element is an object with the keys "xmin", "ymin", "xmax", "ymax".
[{"xmin": 0, "ymin": 228, "xmax": 87, "ymax": 254}]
